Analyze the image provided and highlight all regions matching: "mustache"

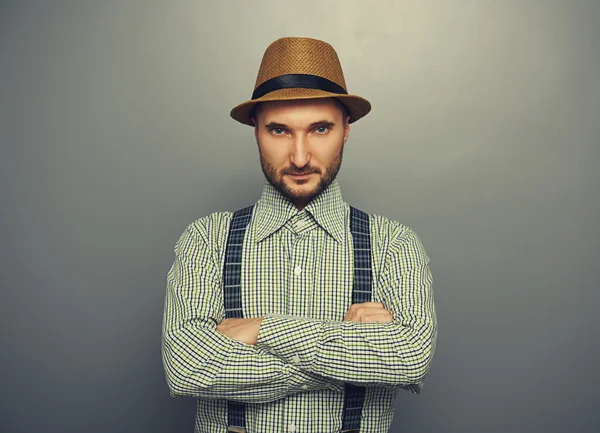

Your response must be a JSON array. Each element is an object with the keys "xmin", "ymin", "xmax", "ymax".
[{"xmin": 281, "ymin": 167, "xmax": 320, "ymax": 175}]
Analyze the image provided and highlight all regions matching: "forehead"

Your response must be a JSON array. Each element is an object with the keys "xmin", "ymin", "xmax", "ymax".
[{"xmin": 255, "ymin": 98, "xmax": 342, "ymax": 123}]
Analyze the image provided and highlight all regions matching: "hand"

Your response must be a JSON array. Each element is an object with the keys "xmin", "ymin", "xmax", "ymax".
[
  {"xmin": 343, "ymin": 302, "xmax": 394, "ymax": 324},
  {"xmin": 216, "ymin": 317, "xmax": 264, "ymax": 345}
]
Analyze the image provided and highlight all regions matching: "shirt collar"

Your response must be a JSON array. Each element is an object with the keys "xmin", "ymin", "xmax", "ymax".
[{"xmin": 252, "ymin": 179, "xmax": 347, "ymax": 244}]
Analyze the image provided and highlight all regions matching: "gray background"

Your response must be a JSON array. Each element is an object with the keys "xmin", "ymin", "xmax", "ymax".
[{"xmin": 1, "ymin": 1, "xmax": 598, "ymax": 432}]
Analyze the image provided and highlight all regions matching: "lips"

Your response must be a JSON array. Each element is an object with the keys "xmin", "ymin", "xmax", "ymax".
[
  {"xmin": 288, "ymin": 173, "xmax": 315, "ymax": 180},
  {"xmin": 286, "ymin": 171, "xmax": 317, "ymax": 176}
]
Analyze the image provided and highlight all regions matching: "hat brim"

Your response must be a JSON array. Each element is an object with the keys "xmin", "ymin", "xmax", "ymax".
[{"xmin": 230, "ymin": 88, "xmax": 371, "ymax": 126}]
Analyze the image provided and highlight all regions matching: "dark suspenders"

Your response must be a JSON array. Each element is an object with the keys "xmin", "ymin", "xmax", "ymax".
[
  {"xmin": 222, "ymin": 205, "xmax": 254, "ymax": 433},
  {"xmin": 341, "ymin": 207, "xmax": 373, "ymax": 433},
  {"xmin": 222, "ymin": 205, "xmax": 372, "ymax": 433}
]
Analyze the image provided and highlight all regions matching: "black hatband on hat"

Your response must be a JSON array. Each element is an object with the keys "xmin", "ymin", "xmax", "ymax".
[{"xmin": 251, "ymin": 74, "xmax": 348, "ymax": 100}]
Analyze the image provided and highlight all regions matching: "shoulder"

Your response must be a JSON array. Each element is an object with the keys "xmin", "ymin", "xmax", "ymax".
[
  {"xmin": 368, "ymin": 213, "xmax": 414, "ymax": 241},
  {"xmin": 184, "ymin": 211, "xmax": 234, "ymax": 241},
  {"xmin": 367, "ymin": 212, "xmax": 431, "ymax": 264},
  {"xmin": 174, "ymin": 211, "xmax": 236, "ymax": 262}
]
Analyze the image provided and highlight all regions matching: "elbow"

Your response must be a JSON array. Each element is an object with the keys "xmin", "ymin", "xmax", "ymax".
[
  {"xmin": 393, "ymin": 332, "xmax": 437, "ymax": 386},
  {"xmin": 383, "ymin": 353, "xmax": 432, "ymax": 392},
  {"xmin": 401, "ymin": 355, "xmax": 433, "ymax": 385},
  {"xmin": 165, "ymin": 374, "xmax": 192, "ymax": 397},
  {"xmin": 161, "ymin": 337, "xmax": 212, "ymax": 397},
  {"xmin": 163, "ymin": 357, "xmax": 217, "ymax": 398},
  {"xmin": 163, "ymin": 355, "xmax": 201, "ymax": 397}
]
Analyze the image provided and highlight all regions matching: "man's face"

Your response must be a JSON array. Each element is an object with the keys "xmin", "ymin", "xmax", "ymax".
[{"xmin": 253, "ymin": 98, "xmax": 350, "ymax": 210}]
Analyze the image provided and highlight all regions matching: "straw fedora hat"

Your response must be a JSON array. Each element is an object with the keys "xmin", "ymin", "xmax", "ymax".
[{"xmin": 230, "ymin": 37, "xmax": 371, "ymax": 126}]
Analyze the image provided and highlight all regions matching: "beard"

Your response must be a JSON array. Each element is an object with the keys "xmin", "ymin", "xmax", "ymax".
[{"xmin": 259, "ymin": 141, "xmax": 344, "ymax": 206}]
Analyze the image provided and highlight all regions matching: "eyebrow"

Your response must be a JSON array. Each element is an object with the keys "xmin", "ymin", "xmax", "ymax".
[{"xmin": 264, "ymin": 120, "xmax": 336, "ymax": 129}]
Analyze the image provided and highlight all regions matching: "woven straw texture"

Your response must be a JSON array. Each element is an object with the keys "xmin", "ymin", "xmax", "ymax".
[
  {"xmin": 254, "ymin": 37, "xmax": 348, "ymax": 90},
  {"xmin": 230, "ymin": 37, "xmax": 371, "ymax": 126}
]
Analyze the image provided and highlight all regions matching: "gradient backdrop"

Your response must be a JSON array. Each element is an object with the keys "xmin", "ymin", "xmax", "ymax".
[{"xmin": 1, "ymin": 1, "xmax": 599, "ymax": 432}]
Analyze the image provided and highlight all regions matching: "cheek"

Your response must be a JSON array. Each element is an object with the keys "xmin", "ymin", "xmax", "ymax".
[
  {"xmin": 313, "ymin": 142, "xmax": 342, "ymax": 165},
  {"xmin": 258, "ymin": 137, "xmax": 287, "ymax": 165}
]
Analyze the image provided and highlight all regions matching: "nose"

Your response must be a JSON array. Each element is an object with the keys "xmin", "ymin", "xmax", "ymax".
[{"xmin": 290, "ymin": 134, "xmax": 311, "ymax": 168}]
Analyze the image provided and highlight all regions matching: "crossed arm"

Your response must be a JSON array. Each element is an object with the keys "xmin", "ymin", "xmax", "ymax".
[
  {"xmin": 162, "ymin": 222, "xmax": 437, "ymax": 403},
  {"xmin": 162, "ymin": 225, "xmax": 341, "ymax": 403},
  {"xmin": 216, "ymin": 302, "xmax": 393, "ymax": 345}
]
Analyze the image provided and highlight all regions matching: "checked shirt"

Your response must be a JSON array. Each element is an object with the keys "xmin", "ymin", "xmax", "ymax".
[{"xmin": 162, "ymin": 179, "xmax": 437, "ymax": 433}]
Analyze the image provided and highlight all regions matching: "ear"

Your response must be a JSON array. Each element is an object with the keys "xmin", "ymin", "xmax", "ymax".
[
  {"xmin": 343, "ymin": 116, "xmax": 351, "ymax": 143},
  {"xmin": 251, "ymin": 117, "xmax": 258, "ymax": 139}
]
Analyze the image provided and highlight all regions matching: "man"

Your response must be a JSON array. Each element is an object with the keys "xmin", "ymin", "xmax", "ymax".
[{"xmin": 162, "ymin": 37, "xmax": 437, "ymax": 433}]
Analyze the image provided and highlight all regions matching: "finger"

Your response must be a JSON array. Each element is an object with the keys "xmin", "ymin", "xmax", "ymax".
[
  {"xmin": 347, "ymin": 302, "xmax": 383, "ymax": 310},
  {"xmin": 344, "ymin": 309, "xmax": 361, "ymax": 322},
  {"xmin": 347, "ymin": 302, "xmax": 382, "ymax": 314},
  {"xmin": 360, "ymin": 313, "xmax": 394, "ymax": 323},
  {"xmin": 358, "ymin": 305, "xmax": 389, "ymax": 311},
  {"xmin": 354, "ymin": 306, "xmax": 391, "ymax": 315},
  {"xmin": 345, "ymin": 306, "xmax": 387, "ymax": 321},
  {"xmin": 344, "ymin": 309, "xmax": 358, "ymax": 321}
]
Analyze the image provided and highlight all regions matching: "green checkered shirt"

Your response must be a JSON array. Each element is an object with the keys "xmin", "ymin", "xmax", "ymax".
[{"xmin": 162, "ymin": 179, "xmax": 437, "ymax": 433}]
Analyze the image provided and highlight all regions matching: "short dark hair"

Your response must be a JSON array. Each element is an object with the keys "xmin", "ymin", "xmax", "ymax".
[{"xmin": 250, "ymin": 98, "xmax": 350, "ymax": 126}]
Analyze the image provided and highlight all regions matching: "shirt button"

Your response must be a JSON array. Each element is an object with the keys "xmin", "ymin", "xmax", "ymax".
[
  {"xmin": 291, "ymin": 355, "xmax": 300, "ymax": 364},
  {"xmin": 301, "ymin": 385, "xmax": 308, "ymax": 390},
  {"xmin": 288, "ymin": 423, "xmax": 296, "ymax": 432},
  {"xmin": 297, "ymin": 220, "xmax": 306, "ymax": 228},
  {"xmin": 294, "ymin": 266, "xmax": 302, "ymax": 275}
]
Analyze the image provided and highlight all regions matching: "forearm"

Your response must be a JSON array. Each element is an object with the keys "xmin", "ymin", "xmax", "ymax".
[
  {"xmin": 162, "ymin": 318, "xmax": 342, "ymax": 403},
  {"xmin": 255, "ymin": 314, "xmax": 436, "ymax": 389},
  {"xmin": 162, "ymin": 223, "xmax": 342, "ymax": 404}
]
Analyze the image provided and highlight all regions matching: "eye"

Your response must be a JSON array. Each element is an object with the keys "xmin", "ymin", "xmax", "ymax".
[
  {"xmin": 315, "ymin": 126, "xmax": 329, "ymax": 134},
  {"xmin": 271, "ymin": 127, "xmax": 285, "ymax": 135}
]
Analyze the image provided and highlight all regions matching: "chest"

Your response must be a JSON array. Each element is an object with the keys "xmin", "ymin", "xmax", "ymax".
[{"xmin": 238, "ymin": 226, "xmax": 370, "ymax": 320}]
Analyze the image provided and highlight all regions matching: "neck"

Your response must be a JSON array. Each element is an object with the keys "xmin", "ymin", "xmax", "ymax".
[{"xmin": 294, "ymin": 200, "xmax": 308, "ymax": 211}]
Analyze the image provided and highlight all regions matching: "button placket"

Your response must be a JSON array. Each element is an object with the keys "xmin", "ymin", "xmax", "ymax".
[{"xmin": 288, "ymin": 231, "xmax": 311, "ymax": 316}]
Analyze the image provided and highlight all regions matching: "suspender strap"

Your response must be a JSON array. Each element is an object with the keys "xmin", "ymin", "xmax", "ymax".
[
  {"xmin": 223, "ymin": 205, "xmax": 254, "ymax": 432},
  {"xmin": 349, "ymin": 207, "xmax": 373, "ymax": 304},
  {"xmin": 223, "ymin": 206, "xmax": 254, "ymax": 319},
  {"xmin": 222, "ymin": 205, "xmax": 371, "ymax": 433},
  {"xmin": 341, "ymin": 206, "xmax": 372, "ymax": 433}
]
